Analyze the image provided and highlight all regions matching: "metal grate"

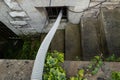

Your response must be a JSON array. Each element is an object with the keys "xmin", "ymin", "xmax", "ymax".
[{"xmin": 46, "ymin": 7, "xmax": 67, "ymax": 19}]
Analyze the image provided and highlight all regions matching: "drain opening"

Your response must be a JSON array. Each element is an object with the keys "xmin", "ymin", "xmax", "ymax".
[{"xmin": 46, "ymin": 7, "xmax": 67, "ymax": 20}]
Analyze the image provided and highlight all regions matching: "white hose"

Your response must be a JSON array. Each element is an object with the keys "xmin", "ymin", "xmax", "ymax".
[{"xmin": 31, "ymin": 10, "xmax": 62, "ymax": 80}]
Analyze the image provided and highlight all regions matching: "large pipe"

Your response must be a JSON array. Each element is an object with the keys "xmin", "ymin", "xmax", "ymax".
[{"xmin": 31, "ymin": 10, "xmax": 62, "ymax": 80}]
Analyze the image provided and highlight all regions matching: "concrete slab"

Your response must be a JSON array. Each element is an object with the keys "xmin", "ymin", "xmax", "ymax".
[
  {"xmin": 63, "ymin": 61, "xmax": 120, "ymax": 80},
  {"xmin": 0, "ymin": 60, "xmax": 120, "ymax": 80},
  {"xmin": 0, "ymin": 60, "xmax": 33, "ymax": 80},
  {"xmin": 50, "ymin": 30, "xmax": 65, "ymax": 52},
  {"xmin": 81, "ymin": 17, "xmax": 100, "ymax": 60},
  {"xmin": 65, "ymin": 23, "xmax": 81, "ymax": 60},
  {"xmin": 101, "ymin": 8, "xmax": 120, "ymax": 57}
]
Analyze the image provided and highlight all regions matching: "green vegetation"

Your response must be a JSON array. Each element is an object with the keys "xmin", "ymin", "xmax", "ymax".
[
  {"xmin": 70, "ymin": 69, "xmax": 87, "ymax": 80},
  {"xmin": 3, "ymin": 36, "xmax": 40, "ymax": 59},
  {"xmin": 16, "ymin": 37, "xmax": 40, "ymax": 59},
  {"xmin": 43, "ymin": 53, "xmax": 104, "ymax": 80},
  {"xmin": 106, "ymin": 54, "xmax": 120, "ymax": 62},
  {"xmin": 43, "ymin": 51, "xmax": 66, "ymax": 80},
  {"xmin": 43, "ymin": 52, "xmax": 120, "ymax": 80},
  {"xmin": 69, "ymin": 56, "xmax": 103, "ymax": 80},
  {"xmin": 111, "ymin": 71, "xmax": 120, "ymax": 80},
  {"xmin": 89, "ymin": 56, "xmax": 103, "ymax": 75},
  {"xmin": 3, "ymin": 36, "xmax": 120, "ymax": 80}
]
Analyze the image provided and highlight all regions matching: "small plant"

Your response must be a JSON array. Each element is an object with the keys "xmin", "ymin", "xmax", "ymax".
[
  {"xmin": 106, "ymin": 54, "xmax": 120, "ymax": 62},
  {"xmin": 111, "ymin": 71, "xmax": 120, "ymax": 80},
  {"xmin": 88, "ymin": 56, "xmax": 103, "ymax": 75},
  {"xmin": 43, "ymin": 52, "xmax": 120, "ymax": 80},
  {"xmin": 75, "ymin": 56, "xmax": 81, "ymax": 61},
  {"xmin": 70, "ymin": 69, "xmax": 87, "ymax": 80},
  {"xmin": 16, "ymin": 37, "xmax": 40, "ymax": 59},
  {"xmin": 43, "ymin": 51, "xmax": 66, "ymax": 80},
  {"xmin": 70, "ymin": 56, "xmax": 103, "ymax": 80}
]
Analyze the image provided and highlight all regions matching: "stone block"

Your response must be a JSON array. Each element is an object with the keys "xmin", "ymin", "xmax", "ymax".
[
  {"xmin": 10, "ymin": 21, "xmax": 27, "ymax": 26},
  {"xmin": 4, "ymin": 0, "xmax": 22, "ymax": 10},
  {"xmin": 9, "ymin": 11, "xmax": 27, "ymax": 18},
  {"xmin": 14, "ymin": 26, "xmax": 22, "ymax": 28}
]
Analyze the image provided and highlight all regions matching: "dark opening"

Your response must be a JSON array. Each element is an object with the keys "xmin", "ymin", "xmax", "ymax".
[
  {"xmin": 46, "ymin": 7, "xmax": 67, "ymax": 19},
  {"xmin": 0, "ymin": 22, "xmax": 18, "ymax": 39},
  {"xmin": 0, "ymin": 22, "xmax": 23, "ymax": 59}
]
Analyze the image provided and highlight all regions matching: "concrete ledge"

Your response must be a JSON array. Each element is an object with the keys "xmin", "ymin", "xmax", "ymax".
[
  {"xmin": 0, "ymin": 60, "xmax": 120, "ymax": 80},
  {"xmin": 64, "ymin": 61, "xmax": 120, "ymax": 80},
  {"xmin": 0, "ymin": 60, "xmax": 34, "ymax": 80}
]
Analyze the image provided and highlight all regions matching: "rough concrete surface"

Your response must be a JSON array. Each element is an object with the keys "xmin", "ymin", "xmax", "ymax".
[
  {"xmin": 63, "ymin": 61, "xmax": 120, "ymax": 80},
  {"xmin": 81, "ymin": 17, "xmax": 100, "ymax": 60},
  {"xmin": 65, "ymin": 23, "xmax": 81, "ymax": 60},
  {"xmin": 101, "ymin": 8, "xmax": 120, "ymax": 57},
  {"xmin": 50, "ymin": 30, "xmax": 65, "ymax": 52},
  {"xmin": 0, "ymin": 60, "xmax": 34, "ymax": 80},
  {"xmin": 0, "ymin": 60, "xmax": 120, "ymax": 80}
]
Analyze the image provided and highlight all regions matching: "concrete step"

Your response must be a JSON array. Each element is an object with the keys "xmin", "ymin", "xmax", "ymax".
[
  {"xmin": 50, "ymin": 29, "xmax": 65, "ymax": 52},
  {"xmin": 63, "ymin": 61, "xmax": 120, "ymax": 80},
  {"xmin": 65, "ymin": 23, "xmax": 81, "ymax": 60},
  {"xmin": 101, "ymin": 8, "xmax": 120, "ymax": 57},
  {"xmin": 81, "ymin": 17, "xmax": 100, "ymax": 60},
  {"xmin": 0, "ymin": 60, "xmax": 120, "ymax": 80}
]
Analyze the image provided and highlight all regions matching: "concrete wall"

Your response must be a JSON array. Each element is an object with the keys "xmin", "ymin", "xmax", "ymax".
[{"xmin": 0, "ymin": 0, "xmax": 120, "ymax": 35}]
